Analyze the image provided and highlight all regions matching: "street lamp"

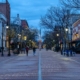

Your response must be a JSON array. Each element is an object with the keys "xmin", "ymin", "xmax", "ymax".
[
  {"xmin": 65, "ymin": 27, "xmax": 68, "ymax": 32},
  {"xmin": 70, "ymin": 27, "xmax": 72, "ymax": 48},
  {"xmin": 6, "ymin": 24, "xmax": 11, "ymax": 56},
  {"xmin": 1, "ymin": 22, "xmax": 4, "ymax": 56},
  {"xmin": 65, "ymin": 27, "xmax": 69, "ymax": 49},
  {"xmin": 56, "ymin": 33, "xmax": 59, "ymax": 36}
]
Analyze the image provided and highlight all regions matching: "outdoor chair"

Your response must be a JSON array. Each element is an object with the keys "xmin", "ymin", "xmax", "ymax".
[{"xmin": 63, "ymin": 50, "xmax": 67, "ymax": 56}]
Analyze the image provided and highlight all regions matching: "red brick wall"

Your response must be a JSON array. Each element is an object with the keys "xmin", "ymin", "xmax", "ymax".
[
  {"xmin": 21, "ymin": 20, "xmax": 28, "ymax": 28},
  {"xmin": 0, "ymin": 2, "xmax": 10, "ymax": 24}
]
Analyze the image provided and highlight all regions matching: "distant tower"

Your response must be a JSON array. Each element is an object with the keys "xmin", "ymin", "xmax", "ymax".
[
  {"xmin": 13, "ymin": 14, "xmax": 21, "ymax": 26},
  {"xmin": 38, "ymin": 28, "xmax": 42, "ymax": 50}
]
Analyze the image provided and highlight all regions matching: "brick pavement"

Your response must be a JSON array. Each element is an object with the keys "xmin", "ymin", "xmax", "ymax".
[
  {"xmin": 0, "ymin": 49, "xmax": 39, "ymax": 80},
  {"xmin": 0, "ymin": 49, "xmax": 80, "ymax": 80},
  {"xmin": 57, "ymin": 51, "xmax": 80, "ymax": 64},
  {"xmin": 0, "ymin": 50, "xmax": 15, "ymax": 57},
  {"xmin": 40, "ymin": 49, "xmax": 80, "ymax": 80}
]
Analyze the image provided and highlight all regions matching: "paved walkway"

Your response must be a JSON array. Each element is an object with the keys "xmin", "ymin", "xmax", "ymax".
[
  {"xmin": 0, "ymin": 49, "xmax": 80, "ymax": 80},
  {"xmin": 41, "ymin": 50, "xmax": 80, "ymax": 80}
]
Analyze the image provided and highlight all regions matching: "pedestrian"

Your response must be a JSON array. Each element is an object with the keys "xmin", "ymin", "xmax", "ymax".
[
  {"xmin": 26, "ymin": 46, "xmax": 29, "ymax": 56},
  {"xmin": 33, "ymin": 46, "xmax": 36, "ymax": 55}
]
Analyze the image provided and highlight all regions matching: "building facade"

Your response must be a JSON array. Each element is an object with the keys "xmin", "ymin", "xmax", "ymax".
[
  {"xmin": 71, "ymin": 19, "xmax": 80, "ymax": 52},
  {"xmin": 0, "ymin": 13, "xmax": 7, "ymax": 49},
  {"xmin": 0, "ymin": 0, "xmax": 10, "ymax": 24},
  {"xmin": 21, "ymin": 20, "xmax": 29, "ymax": 29},
  {"xmin": 72, "ymin": 19, "xmax": 80, "ymax": 41}
]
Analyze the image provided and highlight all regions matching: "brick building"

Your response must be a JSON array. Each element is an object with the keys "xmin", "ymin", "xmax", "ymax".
[
  {"xmin": 21, "ymin": 20, "xmax": 29, "ymax": 29},
  {"xmin": 0, "ymin": 0, "xmax": 10, "ymax": 24}
]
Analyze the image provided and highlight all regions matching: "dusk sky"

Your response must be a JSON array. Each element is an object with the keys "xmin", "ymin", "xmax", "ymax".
[{"xmin": 8, "ymin": 0, "xmax": 59, "ymax": 29}]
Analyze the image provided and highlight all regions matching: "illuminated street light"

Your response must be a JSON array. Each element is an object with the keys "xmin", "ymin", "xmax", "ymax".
[
  {"xmin": 65, "ymin": 27, "xmax": 68, "ymax": 32},
  {"xmin": 56, "ymin": 33, "xmax": 59, "ymax": 36},
  {"xmin": 6, "ymin": 24, "xmax": 11, "ymax": 56},
  {"xmin": 6, "ymin": 25, "xmax": 9, "ymax": 29}
]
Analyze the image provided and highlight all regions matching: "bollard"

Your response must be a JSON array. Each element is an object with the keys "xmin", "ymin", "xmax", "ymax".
[
  {"xmin": 68, "ymin": 51, "xmax": 71, "ymax": 57},
  {"xmin": 72, "ymin": 52, "xmax": 76, "ymax": 56}
]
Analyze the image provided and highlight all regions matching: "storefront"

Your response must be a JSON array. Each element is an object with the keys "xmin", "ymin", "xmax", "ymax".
[{"xmin": 72, "ymin": 19, "xmax": 80, "ymax": 52}]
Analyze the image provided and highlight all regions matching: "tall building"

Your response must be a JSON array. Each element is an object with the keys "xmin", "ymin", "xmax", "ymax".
[{"xmin": 0, "ymin": 0, "xmax": 10, "ymax": 24}]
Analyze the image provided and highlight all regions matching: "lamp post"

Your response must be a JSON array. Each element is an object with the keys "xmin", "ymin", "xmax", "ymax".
[
  {"xmin": 65, "ymin": 27, "xmax": 68, "ymax": 49},
  {"xmin": 59, "ymin": 26, "xmax": 63, "ymax": 55},
  {"xmin": 56, "ymin": 33, "xmax": 60, "ymax": 51},
  {"xmin": 56, "ymin": 33, "xmax": 59, "ymax": 45},
  {"xmin": 1, "ymin": 22, "xmax": 4, "ymax": 56},
  {"xmin": 6, "ymin": 25, "xmax": 11, "ymax": 56},
  {"xmin": 65, "ymin": 28, "xmax": 68, "ymax": 32},
  {"xmin": 70, "ymin": 27, "xmax": 72, "ymax": 48}
]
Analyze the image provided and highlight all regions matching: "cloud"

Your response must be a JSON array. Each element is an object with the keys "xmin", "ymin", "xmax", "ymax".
[{"xmin": 8, "ymin": 0, "xmax": 59, "ymax": 28}]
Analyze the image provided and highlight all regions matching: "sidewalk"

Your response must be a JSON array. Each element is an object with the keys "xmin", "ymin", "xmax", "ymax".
[
  {"xmin": 40, "ymin": 49, "xmax": 80, "ymax": 80},
  {"xmin": 0, "ymin": 49, "xmax": 33, "ymax": 57},
  {"xmin": 0, "ymin": 49, "xmax": 80, "ymax": 80},
  {"xmin": 0, "ymin": 50, "xmax": 16, "ymax": 57},
  {"xmin": 0, "ymin": 49, "xmax": 39, "ymax": 80}
]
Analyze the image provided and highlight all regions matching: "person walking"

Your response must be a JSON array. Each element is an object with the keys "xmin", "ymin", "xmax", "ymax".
[
  {"xmin": 33, "ymin": 46, "xmax": 36, "ymax": 55},
  {"xmin": 26, "ymin": 46, "xmax": 29, "ymax": 56}
]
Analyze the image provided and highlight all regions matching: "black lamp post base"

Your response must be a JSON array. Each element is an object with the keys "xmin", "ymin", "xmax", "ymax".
[
  {"xmin": 1, "ymin": 54, "xmax": 4, "ymax": 56},
  {"xmin": 7, "ymin": 53, "xmax": 11, "ymax": 56}
]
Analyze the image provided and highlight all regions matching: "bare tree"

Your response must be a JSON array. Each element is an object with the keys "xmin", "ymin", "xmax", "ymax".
[
  {"xmin": 40, "ymin": 6, "xmax": 72, "ymax": 49},
  {"xmin": 40, "ymin": 6, "xmax": 55, "ymax": 30},
  {"xmin": 40, "ymin": 6, "xmax": 71, "ymax": 31},
  {"xmin": 60, "ymin": 0, "xmax": 80, "ymax": 9}
]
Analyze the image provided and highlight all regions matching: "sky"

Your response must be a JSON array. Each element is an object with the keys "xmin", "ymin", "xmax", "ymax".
[
  {"xmin": 0, "ymin": 0, "xmax": 59, "ymax": 29},
  {"xmin": 6, "ymin": 0, "xmax": 59, "ymax": 29}
]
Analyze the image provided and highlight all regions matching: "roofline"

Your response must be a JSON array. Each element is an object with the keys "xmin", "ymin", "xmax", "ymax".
[
  {"xmin": 72, "ymin": 19, "xmax": 80, "ymax": 27},
  {"xmin": 0, "ymin": 13, "xmax": 7, "ymax": 21}
]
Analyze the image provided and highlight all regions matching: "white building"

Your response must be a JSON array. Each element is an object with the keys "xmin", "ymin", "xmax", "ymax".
[
  {"xmin": 67, "ymin": 14, "xmax": 80, "ymax": 41},
  {"xmin": 11, "ymin": 14, "xmax": 21, "ymax": 35},
  {"xmin": 72, "ymin": 19, "xmax": 80, "ymax": 41},
  {"xmin": 13, "ymin": 14, "xmax": 21, "ymax": 26},
  {"xmin": 0, "ymin": 13, "xmax": 7, "ymax": 49}
]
